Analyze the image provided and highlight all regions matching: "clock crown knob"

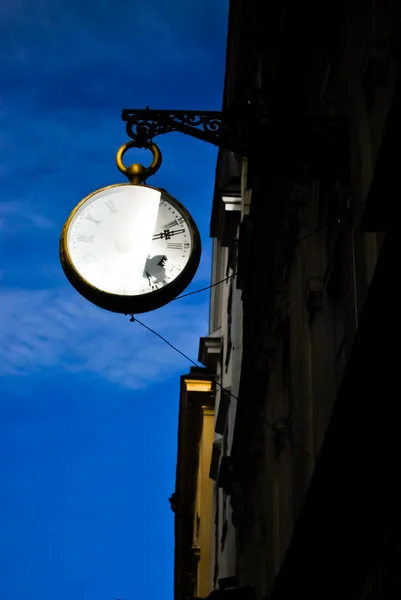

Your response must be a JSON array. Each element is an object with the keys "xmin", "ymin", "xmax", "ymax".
[{"xmin": 116, "ymin": 140, "xmax": 162, "ymax": 184}]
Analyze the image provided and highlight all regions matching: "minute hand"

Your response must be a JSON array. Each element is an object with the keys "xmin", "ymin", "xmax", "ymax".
[{"xmin": 152, "ymin": 228, "xmax": 185, "ymax": 240}]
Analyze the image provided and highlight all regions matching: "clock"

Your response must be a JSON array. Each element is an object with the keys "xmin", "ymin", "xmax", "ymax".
[{"xmin": 59, "ymin": 183, "xmax": 201, "ymax": 314}]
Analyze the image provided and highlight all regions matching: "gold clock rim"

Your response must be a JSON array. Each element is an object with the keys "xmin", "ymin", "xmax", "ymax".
[{"xmin": 59, "ymin": 183, "xmax": 202, "ymax": 314}]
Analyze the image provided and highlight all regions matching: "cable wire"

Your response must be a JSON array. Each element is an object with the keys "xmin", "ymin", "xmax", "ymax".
[
  {"xmin": 295, "ymin": 224, "xmax": 327, "ymax": 246},
  {"xmin": 173, "ymin": 273, "xmax": 236, "ymax": 301},
  {"xmin": 166, "ymin": 225, "xmax": 326, "ymax": 305},
  {"xmin": 132, "ymin": 316, "xmax": 199, "ymax": 368},
  {"xmin": 131, "ymin": 316, "xmax": 318, "ymax": 462},
  {"xmin": 169, "ymin": 225, "xmax": 326, "ymax": 304},
  {"xmin": 259, "ymin": 414, "xmax": 317, "ymax": 461}
]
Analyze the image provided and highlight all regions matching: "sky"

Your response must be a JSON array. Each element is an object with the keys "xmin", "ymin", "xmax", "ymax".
[{"xmin": 0, "ymin": 1, "xmax": 228, "ymax": 598}]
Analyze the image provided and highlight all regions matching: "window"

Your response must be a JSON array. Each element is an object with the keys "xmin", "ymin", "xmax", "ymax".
[
  {"xmin": 213, "ymin": 485, "xmax": 220, "ymax": 587},
  {"xmin": 324, "ymin": 181, "xmax": 348, "ymax": 387},
  {"xmin": 326, "ymin": 252, "xmax": 346, "ymax": 386},
  {"xmin": 221, "ymin": 419, "xmax": 229, "ymax": 551},
  {"xmin": 211, "ymin": 240, "xmax": 226, "ymax": 331},
  {"xmin": 361, "ymin": 45, "xmax": 392, "ymax": 111},
  {"xmin": 225, "ymin": 280, "xmax": 233, "ymax": 372}
]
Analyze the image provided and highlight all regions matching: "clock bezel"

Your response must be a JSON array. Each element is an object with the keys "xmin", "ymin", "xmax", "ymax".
[{"xmin": 59, "ymin": 183, "xmax": 201, "ymax": 314}]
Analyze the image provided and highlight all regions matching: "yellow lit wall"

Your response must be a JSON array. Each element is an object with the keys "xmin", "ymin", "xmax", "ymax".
[{"xmin": 193, "ymin": 405, "xmax": 215, "ymax": 598}]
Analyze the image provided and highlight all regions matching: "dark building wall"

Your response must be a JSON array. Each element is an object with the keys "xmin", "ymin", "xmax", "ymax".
[{"xmin": 220, "ymin": 0, "xmax": 400, "ymax": 597}]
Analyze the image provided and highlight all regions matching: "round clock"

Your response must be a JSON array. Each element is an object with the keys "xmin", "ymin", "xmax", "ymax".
[{"xmin": 59, "ymin": 183, "xmax": 201, "ymax": 314}]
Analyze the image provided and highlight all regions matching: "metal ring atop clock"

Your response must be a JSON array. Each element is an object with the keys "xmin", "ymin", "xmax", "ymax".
[{"xmin": 116, "ymin": 140, "xmax": 162, "ymax": 184}]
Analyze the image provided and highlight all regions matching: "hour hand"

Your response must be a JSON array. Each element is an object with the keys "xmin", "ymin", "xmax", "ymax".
[
  {"xmin": 145, "ymin": 270, "xmax": 154, "ymax": 285},
  {"xmin": 152, "ymin": 228, "xmax": 185, "ymax": 240}
]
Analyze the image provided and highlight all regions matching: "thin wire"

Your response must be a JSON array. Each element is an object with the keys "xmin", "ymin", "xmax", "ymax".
[
  {"xmin": 131, "ymin": 317, "xmax": 318, "ymax": 462},
  {"xmin": 295, "ymin": 224, "xmax": 327, "ymax": 246},
  {"xmin": 168, "ymin": 225, "xmax": 324, "ymax": 304},
  {"xmin": 141, "ymin": 223, "xmax": 326, "ymax": 456},
  {"xmin": 132, "ymin": 316, "xmax": 199, "ymax": 368},
  {"xmin": 259, "ymin": 414, "xmax": 317, "ymax": 461},
  {"xmin": 173, "ymin": 273, "xmax": 236, "ymax": 301}
]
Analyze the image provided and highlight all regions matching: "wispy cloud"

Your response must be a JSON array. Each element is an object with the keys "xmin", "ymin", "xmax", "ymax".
[
  {"xmin": 0, "ymin": 201, "xmax": 56, "ymax": 232},
  {"xmin": 0, "ymin": 287, "xmax": 207, "ymax": 389}
]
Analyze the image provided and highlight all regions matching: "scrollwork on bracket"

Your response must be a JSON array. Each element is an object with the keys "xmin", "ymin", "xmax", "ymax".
[
  {"xmin": 120, "ymin": 108, "xmax": 349, "ymax": 174},
  {"xmin": 121, "ymin": 108, "xmax": 248, "ymax": 155}
]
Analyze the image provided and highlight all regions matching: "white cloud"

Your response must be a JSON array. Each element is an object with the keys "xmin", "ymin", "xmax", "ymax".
[{"xmin": 0, "ymin": 286, "xmax": 208, "ymax": 389}]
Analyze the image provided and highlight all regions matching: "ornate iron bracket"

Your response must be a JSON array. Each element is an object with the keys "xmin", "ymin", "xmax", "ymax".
[
  {"xmin": 121, "ymin": 107, "xmax": 249, "ymax": 155},
  {"xmin": 121, "ymin": 107, "xmax": 349, "ymax": 175}
]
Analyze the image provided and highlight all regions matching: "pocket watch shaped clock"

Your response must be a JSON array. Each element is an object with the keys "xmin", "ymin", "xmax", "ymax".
[{"xmin": 60, "ymin": 148, "xmax": 201, "ymax": 315}]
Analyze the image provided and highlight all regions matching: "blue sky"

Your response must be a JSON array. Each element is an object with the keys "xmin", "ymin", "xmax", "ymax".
[{"xmin": 0, "ymin": 2, "xmax": 228, "ymax": 598}]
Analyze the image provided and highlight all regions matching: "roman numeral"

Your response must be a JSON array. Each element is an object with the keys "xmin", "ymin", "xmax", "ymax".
[
  {"xmin": 163, "ymin": 260, "xmax": 182, "ymax": 275},
  {"xmin": 77, "ymin": 234, "xmax": 94, "ymax": 243},
  {"xmin": 84, "ymin": 212, "xmax": 101, "ymax": 226},
  {"xmin": 104, "ymin": 198, "xmax": 118, "ymax": 214},
  {"xmin": 164, "ymin": 260, "xmax": 176, "ymax": 273},
  {"xmin": 157, "ymin": 255, "xmax": 167, "ymax": 267},
  {"xmin": 76, "ymin": 252, "xmax": 98, "ymax": 266},
  {"xmin": 162, "ymin": 219, "xmax": 178, "ymax": 229},
  {"xmin": 167, "ymin": 242, "xmax": 183, "ymax": 250}
]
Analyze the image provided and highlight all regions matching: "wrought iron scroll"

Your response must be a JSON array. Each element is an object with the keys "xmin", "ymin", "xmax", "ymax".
[
  {"xmin": 121, "ymin": 108, "xmax": 348, "ymax": 173},
  {"xmin": 121, "ymin": 108, "xmax": 249, "ymax": 155}
]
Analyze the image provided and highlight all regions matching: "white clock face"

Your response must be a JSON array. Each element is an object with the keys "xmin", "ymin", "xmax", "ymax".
[{"xmin": 66, "ymin": 185, "xmax": 193, "ymax": 296}]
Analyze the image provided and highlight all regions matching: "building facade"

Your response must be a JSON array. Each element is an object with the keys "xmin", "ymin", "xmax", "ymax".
[
  {"xmin": 220, "ymin": 0, "xmax": 400, "ymax": 598},
  {"xmin": 198, "ymin": 147, "xmax": 244, "ymax": 592},
  {"xmin": 172, "ymin": 369, "xmax": 215, "ymax": 600},
  {"xmin": 174, "ymin": 0, "xmax": 400, "ymax": 598}
]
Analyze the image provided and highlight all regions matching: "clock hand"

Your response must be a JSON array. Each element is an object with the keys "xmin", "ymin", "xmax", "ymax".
[
  {"xmin": 145, "ymin": 270, "xmax": 154, "ymax": 285},
  {"xmin": 152, "ymin": 228, "xmax": 185, "ymax": 240}
]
